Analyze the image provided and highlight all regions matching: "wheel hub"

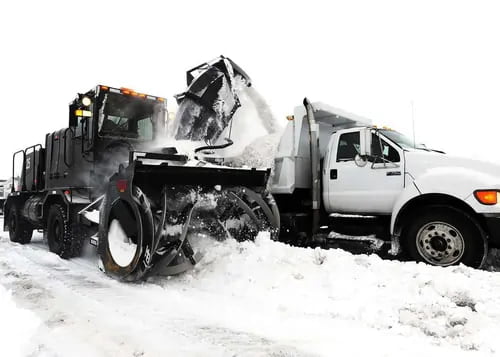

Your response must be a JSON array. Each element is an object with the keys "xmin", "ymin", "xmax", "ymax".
[
  {"xmin": 416, "ymin": 221, "xmax": 464, "ymax": 266},
  {"xmin": 430, "ymin": 236, "xmax": 447, "ymax": 252}
]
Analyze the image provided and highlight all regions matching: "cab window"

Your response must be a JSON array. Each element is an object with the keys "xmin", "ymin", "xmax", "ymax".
[
  {"xmin": 337, "ymin": 132, "xmax": 360, "ymax": 161},
  {"xmin": 371, "ymin": 134, "xmax": 400, "ymax": 162},
  {"xmin": 137, "ymin": 117, "xmax": 154, "ymax": 141}
]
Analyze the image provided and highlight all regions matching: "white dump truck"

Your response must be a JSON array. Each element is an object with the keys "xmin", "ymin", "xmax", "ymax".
[{"xmin": 270, "ymin": 99, "xmax": 499, "ymax": 268}]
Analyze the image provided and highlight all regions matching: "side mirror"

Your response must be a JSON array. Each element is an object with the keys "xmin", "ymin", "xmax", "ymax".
[
  {"xmin": 354, "ymin": 153, "xmax": 368, "ymax": 167},
  {"xmin": 69, "ymin": 104, "xmax": 78, "ymax": 127},
  {"xmin": 359, "ymin": 128, "xmax": 372, "ymax": 156},
  {"xmin": 69, "ymin": 94, "xmax": 93, "ymax": 128}
]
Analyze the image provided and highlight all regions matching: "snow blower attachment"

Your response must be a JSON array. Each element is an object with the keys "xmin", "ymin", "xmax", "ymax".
[
  {"xmin": 174, "ymin": 55, "xmax": 251, "ymax": 143},
  {"xmin": 97, "ymin": 151, "xmax": 278, "ymax": 281}
]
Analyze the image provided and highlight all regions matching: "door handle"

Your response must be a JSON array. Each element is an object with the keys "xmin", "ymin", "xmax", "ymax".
[
  {"xmin": 330, "ymin": 169, "xmax": 337, "ymax": 180},
  {"xmin": 386, "ymin": 171, "xmax": 401, "ymax": 176}
]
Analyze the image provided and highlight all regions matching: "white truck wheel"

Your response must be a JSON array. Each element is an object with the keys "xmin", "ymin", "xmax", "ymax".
[{"xmin": 403, "ymin": 206, "xmax": 487, "ymax": 268}]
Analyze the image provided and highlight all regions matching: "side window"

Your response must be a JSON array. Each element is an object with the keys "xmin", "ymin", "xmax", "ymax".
[
  {"xmin": 337, "ymin": 132, "xmax": 360, "ymax": 161},
  {"xmin": 371, "ymin": 134, "xmax": 400, "ymax": 163},
  {"xmin": 137, "ymin": 117, "xmax": 153, "ymax": 140}
]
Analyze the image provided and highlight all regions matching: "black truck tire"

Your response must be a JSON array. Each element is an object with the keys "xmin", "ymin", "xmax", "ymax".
[
  {"xmin": 98, "ymin": 186, "xmax": 154, "ymax": 281},
  {"xmin": 8, "ymin": 206, "xmax": 33, "ymax": 244},
  {"xmin": 47, "ymin": 204, "xmax": 86, "ymax": 259},
  {"xmin": 402, "ymin": 205, "xmax": 487, "ymax": 268},
  {"xmin": 69, "ymin": 223, "xmax": 88, "ymax": 258}
]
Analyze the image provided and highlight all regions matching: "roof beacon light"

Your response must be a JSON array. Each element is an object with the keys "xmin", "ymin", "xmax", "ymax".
[{"xmin": 120, "ymin": 87, "xmax": 137, "ymax": 96}]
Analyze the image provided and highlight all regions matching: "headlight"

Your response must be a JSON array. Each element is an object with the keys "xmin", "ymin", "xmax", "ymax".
[{"xmin": 82, "ymin": 96, "xmax": 92, "ymax": 107}]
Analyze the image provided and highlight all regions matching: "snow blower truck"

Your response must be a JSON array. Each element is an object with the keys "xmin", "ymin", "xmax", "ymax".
[{"xmin": 4, "ymin": 56, "xmax": 279, "ymax": 281}]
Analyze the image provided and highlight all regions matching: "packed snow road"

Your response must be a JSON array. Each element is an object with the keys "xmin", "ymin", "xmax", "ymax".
[{"xmin": 2, "ymin": 218, "xmax": 500, "ymax": 356}]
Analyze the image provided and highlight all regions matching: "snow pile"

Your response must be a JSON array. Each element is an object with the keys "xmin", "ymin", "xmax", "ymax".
[
  {"xmin": 3, "ymin": 226, "xmax": 500, "ymax": 355},
  {"xmin": 0, "ymin": 285, "xmax": 39, "ymax": 356},
  {"xmin": 160, "ymin": 233, "xmax": 500, "ymax": 356},
  {"xmin": 108, "ymin": 219, "xmax": 137, "ymax": 267}
]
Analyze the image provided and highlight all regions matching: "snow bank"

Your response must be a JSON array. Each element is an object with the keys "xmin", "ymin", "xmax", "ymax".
[
  {"xmin": 0, "ymin": 285, "xmax": 39, "ymax": 356},
  {"xmin": 2, "ymin": 227, "xmax": 500, "ymax": 356},
  {"xmin": 160, "ymin": 233, "xmax": 500, "ymax": 356}
]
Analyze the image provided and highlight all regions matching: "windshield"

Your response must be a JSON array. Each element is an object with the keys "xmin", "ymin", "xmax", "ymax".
[
  {"xmin": 379, "ymin": 129, "xmax": 426, "ymax": 150},
  {"xmin": 99, "ymin": 93, "xmax": 155, "ymax": 140}
]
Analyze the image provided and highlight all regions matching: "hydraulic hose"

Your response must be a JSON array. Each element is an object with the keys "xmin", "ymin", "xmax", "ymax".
[{"xmin": 194, "ymin": 138, "xmax": 234, "ymax": 154}]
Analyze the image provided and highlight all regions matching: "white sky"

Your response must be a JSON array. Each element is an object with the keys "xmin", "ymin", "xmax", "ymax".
[{"xmin": 1, "ymin": 0, "xmax": 500, "ymax": 178}]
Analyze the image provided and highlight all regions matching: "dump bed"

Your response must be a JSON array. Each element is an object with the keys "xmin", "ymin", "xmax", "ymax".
[{"xmin": 271, "ymin": 102, "xmax": 372, "ymax": 194}]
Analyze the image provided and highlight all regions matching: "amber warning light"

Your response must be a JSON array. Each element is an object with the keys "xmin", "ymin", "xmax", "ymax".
[
  {"xmin": 100, "ymin": 85, "xmax": 165, "ymax": 102},
  {"xmin": 474, "ymin": 190, "xmax": 499, "ymax": 205}
]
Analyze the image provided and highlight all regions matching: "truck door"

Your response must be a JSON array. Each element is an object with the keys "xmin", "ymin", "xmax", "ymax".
[{"xmin": 324, "ymin": 129, "xmax": 404, "ymax": 214}]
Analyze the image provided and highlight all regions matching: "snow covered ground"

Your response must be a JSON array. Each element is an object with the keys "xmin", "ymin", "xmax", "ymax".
[{"xmin": 2, "ymin": 218, "xmax": 500, "ymax": 357}]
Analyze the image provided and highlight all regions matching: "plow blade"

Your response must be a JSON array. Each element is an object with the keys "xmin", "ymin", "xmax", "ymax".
[
  {"xmin": 97, "ymin": 151, "xmax": 279, "ymax": 282},
  {"xmin": 174, "ymin": 55, "xmax": 251, "ymax": 143}
]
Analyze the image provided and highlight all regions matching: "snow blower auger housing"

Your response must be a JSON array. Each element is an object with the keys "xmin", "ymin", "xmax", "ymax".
[
  {"xmin": 3, "ymin": 56, "xmax": 279, "ymax": 282},
  {"xmin": 98, "ymin": 151, "xmax": 276, "ymax": 281}
]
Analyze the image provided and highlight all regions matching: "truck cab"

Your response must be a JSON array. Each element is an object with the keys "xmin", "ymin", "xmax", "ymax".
[
  {"xmin": 323, "ymin": 126, "xmax": 405, "ymax": 215},
  {"xmin": 43, "ymin": 85, "xmax": 168, "ymax": 197},
  {"xmin": 272, "ymin": 102, "xmax": 500, "ymax": 268}
]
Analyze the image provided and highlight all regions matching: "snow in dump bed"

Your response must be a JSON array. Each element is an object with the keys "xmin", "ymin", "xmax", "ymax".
[{"xmin": 3, "ymin": 228, "xmax": 500, "ymax": 356}]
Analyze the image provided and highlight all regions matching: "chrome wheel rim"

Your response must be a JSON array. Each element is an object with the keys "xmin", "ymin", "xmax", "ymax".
[{"xmin": 416, "ymin": 221, "xmax": 464, "ymax": 266}]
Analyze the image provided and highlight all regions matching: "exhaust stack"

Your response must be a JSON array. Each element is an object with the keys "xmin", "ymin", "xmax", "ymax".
[{"xmin": 303, "ymin": 98, "xmax": 321, "ymax": 236}]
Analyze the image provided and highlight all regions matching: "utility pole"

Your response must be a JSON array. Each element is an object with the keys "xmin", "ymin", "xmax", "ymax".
[{"xmin": 411, "ymin": 100, "xmax": 416, "ymax": 148}]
